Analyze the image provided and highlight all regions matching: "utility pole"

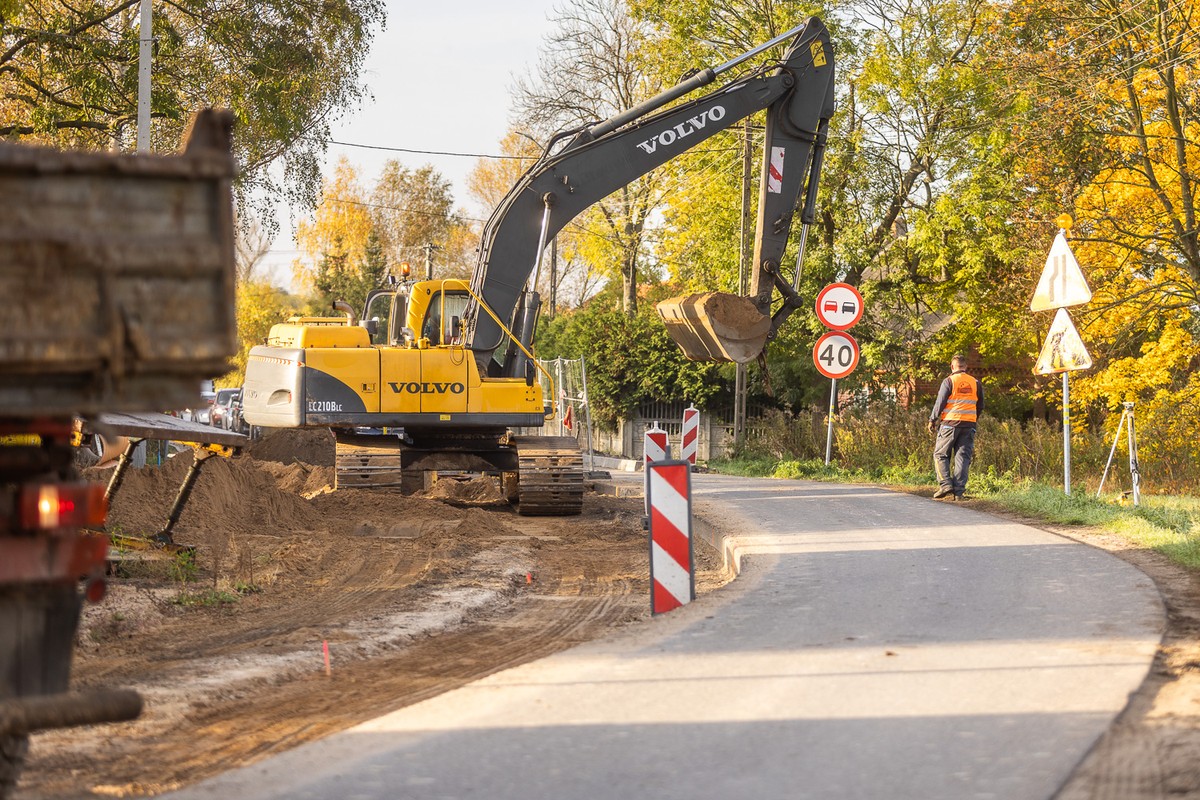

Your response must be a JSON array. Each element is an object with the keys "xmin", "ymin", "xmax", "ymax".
[
  {"xmin": 734, "ymin": 117, "xmax": 754, "ymax": 444},
  {"xmin": 422, "ymin": 243, "xmax": 437, "ymax": 280},
  {"xmin": 136, "ymin": 0, "xmax": 152, "ymax": 152}
]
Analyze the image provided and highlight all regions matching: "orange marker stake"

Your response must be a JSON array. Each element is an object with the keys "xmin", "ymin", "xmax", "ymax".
[{"xmin": 323, "ymin": 640, "xmax": 332, "ymax": 677}]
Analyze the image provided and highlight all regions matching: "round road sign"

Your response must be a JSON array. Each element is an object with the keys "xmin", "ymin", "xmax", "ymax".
[
  {"xmin": 815, "ymin": 283, "xmax": 864, "ymax": 330},
  {"xmin": 813, "ymin": 330, "xmax": 860, "ymax": 379}
]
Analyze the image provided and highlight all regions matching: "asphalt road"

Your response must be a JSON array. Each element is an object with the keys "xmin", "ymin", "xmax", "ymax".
[{"xmin": 168, "ymin": 475, "xmax": 1164, "ymax": 800}]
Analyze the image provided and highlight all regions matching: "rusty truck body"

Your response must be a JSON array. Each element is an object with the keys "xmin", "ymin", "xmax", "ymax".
[{"xmin": 0, "ymin": 109, "xmax": 237, "ymax": 796}]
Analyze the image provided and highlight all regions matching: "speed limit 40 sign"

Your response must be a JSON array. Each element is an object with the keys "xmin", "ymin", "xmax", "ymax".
[{"xmin": 813, "ymin": 331, "xmax": 860, "ymax": 379}]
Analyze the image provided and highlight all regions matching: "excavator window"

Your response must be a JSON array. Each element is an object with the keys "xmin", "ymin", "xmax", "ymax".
[
  {"xmin": 363, "ymin": 292, "xmax": 394, "ymax": 346},
  {"xmin": 388, "ymin": 294, "xmax": 409, "ymax": 345},
  {"xmin": 422, "ymin": 291, "xmax": 470, "ymax": 345}
]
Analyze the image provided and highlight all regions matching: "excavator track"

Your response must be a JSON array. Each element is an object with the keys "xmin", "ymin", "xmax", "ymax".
[
  {"xmin": 511, "ymin": 435, "xmax": 584, "ymax": 517},
  {"xmin": 333, "ymin": 432, "xmax": 584, "ymax": 516},
  {"xmin": 334, "ymin": 434, "xmax": 408, "ymax": 491}
]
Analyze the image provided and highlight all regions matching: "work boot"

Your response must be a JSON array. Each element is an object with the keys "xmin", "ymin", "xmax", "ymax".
[{"xmin": 932, "ymin": 487, "xmax": 953, "ymax": 499}]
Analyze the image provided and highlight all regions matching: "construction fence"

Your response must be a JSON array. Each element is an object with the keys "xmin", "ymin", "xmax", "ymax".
[{"xmin": 535, "ymin": 359, "xmax": 764, "ymax": 463}]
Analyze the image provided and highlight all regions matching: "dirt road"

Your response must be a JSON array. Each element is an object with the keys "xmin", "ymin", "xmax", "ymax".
[{"xmin": 15, "ymin": 431, "xmax": 727, "ymax": 799}]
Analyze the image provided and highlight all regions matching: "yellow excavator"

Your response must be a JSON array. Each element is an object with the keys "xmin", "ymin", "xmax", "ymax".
[{"xmin": 242, "ymin": 16, "xmax": 836, "ymax": 515}]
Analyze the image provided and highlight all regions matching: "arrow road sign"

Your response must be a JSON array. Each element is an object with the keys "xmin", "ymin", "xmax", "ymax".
[
  {"xmin": 1031, "ymin": 232, "xmax": 1092, "ymax": 311},
  {"xmin": 815, "ymin": 283, "xmax": 864, "ymax": 330},
  {"xmin": 813, "ymin": 330, "xmax": 860, "ymax": 379}
]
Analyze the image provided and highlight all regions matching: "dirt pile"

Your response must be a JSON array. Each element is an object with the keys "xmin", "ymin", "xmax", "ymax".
[
  {"xmin": 90, "ymin": 445, "xmax": 472, "ymax": 547},
  {"xmin": 419, "ymin": 475, "xmax": 506, "ymax": 504},
  {"xmin": 245, "ymin": 428, "xmax": 336, "ymax": 466}
]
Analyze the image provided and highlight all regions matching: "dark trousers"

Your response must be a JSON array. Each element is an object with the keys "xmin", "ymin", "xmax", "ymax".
[{"xmin": 934, "ymin": 425, "xmax": 977, "ymax": 495}]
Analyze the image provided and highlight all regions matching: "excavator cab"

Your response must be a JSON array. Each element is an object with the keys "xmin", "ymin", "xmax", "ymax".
[{"xmin": 418, "ymin": 286, "xmax": 470, "ymax": 346}]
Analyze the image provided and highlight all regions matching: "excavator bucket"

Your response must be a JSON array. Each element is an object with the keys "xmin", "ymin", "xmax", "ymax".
[{"xmin": 655, "ymin": 292, "xmax": 771, "ymax": 364}]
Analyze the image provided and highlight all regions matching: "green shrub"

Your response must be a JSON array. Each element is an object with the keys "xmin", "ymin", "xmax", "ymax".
[{"xmin": 720, "ymin": 404, "xmax": 1200, "ymax": 493}]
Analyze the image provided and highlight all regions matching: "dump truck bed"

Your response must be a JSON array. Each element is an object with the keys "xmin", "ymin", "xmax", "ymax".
[{"xmin": 0, "ymin": 112, "xmax": 237, "ymax": 416}]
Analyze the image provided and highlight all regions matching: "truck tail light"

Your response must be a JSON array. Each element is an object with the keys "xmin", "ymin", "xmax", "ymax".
[{"xmin": 19, "ymin": 483, "xmax": 108, "ymax": 530}]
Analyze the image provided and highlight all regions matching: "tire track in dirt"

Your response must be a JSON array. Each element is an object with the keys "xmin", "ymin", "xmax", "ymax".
[{"xmin": 17, "ymin": 477, "xmax": 722, "ymax": 800}]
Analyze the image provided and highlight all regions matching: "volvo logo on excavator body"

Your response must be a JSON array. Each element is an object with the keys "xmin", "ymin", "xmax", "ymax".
[
  {"xmin": 388, "ymin": 381, "xmax": 466, "ymax": 395},
  {"xmin": 636, "ymin": 106, "xmax": 727, "ymax": 155}
]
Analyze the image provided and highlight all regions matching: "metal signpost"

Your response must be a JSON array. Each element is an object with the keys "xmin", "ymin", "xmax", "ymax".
[
  {"xmin": 1030, "ymin": 222, "xmax": 1092, "ymax": 495},
  {"xmin": 813, "ymin": 284, "xmax": 864, "ymax": 465}
]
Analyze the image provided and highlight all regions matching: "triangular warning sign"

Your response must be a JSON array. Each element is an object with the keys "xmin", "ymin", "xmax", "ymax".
[
  {"xmin": 1031, "ymin": 231, "xmax": 1092, "ymax": 311},
  {"xmin": 1034, "ymin": 308, "xmax": 1093, "ymax": 375}
]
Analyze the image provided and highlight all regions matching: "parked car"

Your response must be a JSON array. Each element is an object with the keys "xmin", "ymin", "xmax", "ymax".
[
  {"xmin": 210, "ymin": 388, "xmax": 240, "ymax": 429},
  {"xmin": 188, "ymin": 390, "xmax": 216, "ymax": 424},
  {"xmin": 227, "ymin": 388, "xmax": 250, "ymax": 435}
]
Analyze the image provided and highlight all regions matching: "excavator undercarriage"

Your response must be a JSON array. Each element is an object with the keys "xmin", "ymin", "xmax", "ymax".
[{"xmin": 333, "ymin": 431, "xmax": 583, "ymax": 515}]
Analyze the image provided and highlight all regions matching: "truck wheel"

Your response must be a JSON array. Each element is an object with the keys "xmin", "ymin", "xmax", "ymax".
[{"xmin": 0, "ymin": 733, "xmax": 29, "ymax": 799}]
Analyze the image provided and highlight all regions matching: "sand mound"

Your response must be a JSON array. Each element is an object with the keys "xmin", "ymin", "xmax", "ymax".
[
  {"xmin": 92, "ymin": 433, "xmax": 476, "ymax": 547},
  {"xmin": 246, "ymin": 428, "xmax": 335, "ymax": 466},
  {"xmin": 420, "ymin": 475, "xmax": 505, "ymax": 504}
]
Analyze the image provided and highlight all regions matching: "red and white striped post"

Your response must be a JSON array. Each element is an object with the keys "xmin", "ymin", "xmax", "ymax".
[
  {"xmin": 643, "ymin": 421, "xmax": 670, "ymax": 515},
  {"xmin": 648, "ymin": 460, "xmax": 695, "ymax": 614},
  {"xmin": 680, "ymin": 405, "xmax": 699, "ymax": 467}
]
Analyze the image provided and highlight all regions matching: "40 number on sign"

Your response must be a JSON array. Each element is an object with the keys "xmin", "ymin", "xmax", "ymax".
[{"xmin": 813, "ymin": 331, "xmax": 860, "ymax": 380}]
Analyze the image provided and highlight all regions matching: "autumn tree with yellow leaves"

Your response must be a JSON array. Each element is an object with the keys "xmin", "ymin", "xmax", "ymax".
[
  {"xmin": 294, "ymin": 157, "xmax": 466, "ymax": 314},
  {"xmin": 1001, "ymin": 0, "xmax": 1200, "ymax": 473}
]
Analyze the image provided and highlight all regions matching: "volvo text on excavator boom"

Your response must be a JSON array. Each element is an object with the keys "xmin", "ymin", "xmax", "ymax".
[{"xmin": 241, "ymin": 17, "xmax": 836, "ymax": 513}]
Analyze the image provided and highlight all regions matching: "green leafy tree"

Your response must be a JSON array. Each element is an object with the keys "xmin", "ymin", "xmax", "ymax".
[
  {"xmin": 537, "ymin": 287, "xmax": 724, "ymax": 428},
  {"xmin": 371, "ymin": 161, "xmax": 466, "ymax": 276},
  {"xmin": 0, "ymin": 0, "xmax": 386, "ymax": 224}
]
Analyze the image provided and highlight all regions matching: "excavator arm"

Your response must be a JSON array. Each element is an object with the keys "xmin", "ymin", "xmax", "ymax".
[{"xmin": 464, "ymin": 16, "xmax": 836, "ymax": 374}]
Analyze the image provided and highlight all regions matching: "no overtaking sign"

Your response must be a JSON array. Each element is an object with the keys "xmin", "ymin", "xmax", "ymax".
[{"xmin": 815, "ymin": 283, "xmax": 864, "ymax": 330}]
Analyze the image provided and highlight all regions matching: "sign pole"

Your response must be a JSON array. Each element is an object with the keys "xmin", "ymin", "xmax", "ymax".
[
  {"xmin": 824, "ymin": 378, "xmax": 836, "ymax": 466},
  {"xmin": 1063, "ymin": 372, "xmax": 1071, "ymax": 495}
]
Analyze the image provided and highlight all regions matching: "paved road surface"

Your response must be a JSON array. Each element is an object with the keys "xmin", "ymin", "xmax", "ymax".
[{"xmin": 169, "ymin": 476, "xmax": 1164, "ymax": 799}]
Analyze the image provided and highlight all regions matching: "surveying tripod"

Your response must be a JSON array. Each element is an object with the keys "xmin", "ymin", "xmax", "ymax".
[{"xmin": 1097, "ymin": 402, "xmax": 1141, "ymax": 506}]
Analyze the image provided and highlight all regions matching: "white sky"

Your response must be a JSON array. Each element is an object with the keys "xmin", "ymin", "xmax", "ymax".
[{"xmin": 259, "ymin": 0, "xmax": 557, "ymax": 289}]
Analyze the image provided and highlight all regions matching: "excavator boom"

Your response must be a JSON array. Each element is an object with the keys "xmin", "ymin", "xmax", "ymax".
[{"xmin": 465, "ymin": 16, "xmax": 836, "ymax": 373}]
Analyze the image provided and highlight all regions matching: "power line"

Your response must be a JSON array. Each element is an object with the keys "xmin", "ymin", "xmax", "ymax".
[{"xmin": 324, "ymin": 138, "xmax": 534, "ymax": 160}]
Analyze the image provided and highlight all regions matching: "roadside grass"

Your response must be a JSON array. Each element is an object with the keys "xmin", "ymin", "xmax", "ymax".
[
  {"xmin": 708, "ymin": 457, "xmax": 1200, "ymax": 569},
  {"xmin": 713, "ymin": 455, "xmax": 932, "ymax": 487},
  {"xmin": 981, "ymin": 483, "xmax": 1200, "ymax": 568}
]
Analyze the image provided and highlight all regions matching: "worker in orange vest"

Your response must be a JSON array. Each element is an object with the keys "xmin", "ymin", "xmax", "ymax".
[{"xmin": 928, "ymin": 354, "xmax": 984, "ymax": 500}]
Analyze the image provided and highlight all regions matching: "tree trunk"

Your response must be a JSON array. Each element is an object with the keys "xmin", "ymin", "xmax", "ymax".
[{"xmin": 622, "ymin": 256, "xmax": 637, "ymax": 316}]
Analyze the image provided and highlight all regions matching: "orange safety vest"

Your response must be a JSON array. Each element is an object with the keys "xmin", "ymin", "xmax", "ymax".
[{"xmin": 941, "ymin": 372, "xmax": 979, "ymax": 423}]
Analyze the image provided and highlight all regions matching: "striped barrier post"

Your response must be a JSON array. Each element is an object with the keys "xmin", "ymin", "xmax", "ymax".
[
  {"xmin": 648, "ymin": 459, "xmax": 695, "ymax": 614},
  {"xmin": 680, "ymin": 405, "xmax": 699, "ymax": 467},
  {"xmin": 644, "ymin": 422, "xmax": 670, "ymax": 515}
]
